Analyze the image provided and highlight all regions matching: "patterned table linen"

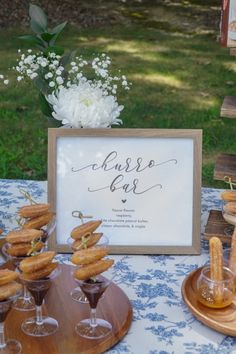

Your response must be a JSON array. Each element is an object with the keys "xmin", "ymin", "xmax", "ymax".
[{"xmin": 0, "ymin": 179, "xmax": 235, "ymax": 354}]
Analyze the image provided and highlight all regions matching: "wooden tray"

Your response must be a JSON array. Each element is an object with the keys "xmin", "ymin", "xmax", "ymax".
[
  {"xmin": 204, "ymin": 210, "xmax": 233, "ymax": 244},
  {"xmin": 3, "ymin": 263, "xmax": 132, "ymax": 354},
  {"xmin": 182, "ymin": 267, "xmax": 236, "ymax": 337}
]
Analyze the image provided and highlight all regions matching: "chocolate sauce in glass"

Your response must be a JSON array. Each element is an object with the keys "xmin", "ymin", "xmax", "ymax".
[
  {"xmin": 27, "ymin": 279, "xmax": 51, "ymax": 306},
  {"xmin": 80, "ymin": 276, "xmax": 108, "ymax": 309}
]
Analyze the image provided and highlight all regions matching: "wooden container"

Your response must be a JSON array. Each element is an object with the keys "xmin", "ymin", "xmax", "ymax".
[{"xmin": 3, "ymin": 263, "xmax": 132, "ymax": 354}]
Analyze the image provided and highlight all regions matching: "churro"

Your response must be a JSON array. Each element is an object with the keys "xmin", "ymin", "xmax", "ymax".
[
  {"xmin": 71, "ymin": 247, "xmax": 108, "ymax": 265},
  {"xmin": 6, "ymin": 229, "xmax": 43, "ymax": 244},
  {"xmin": 18, "ymin": 203, "xmax": 50, "ymax": 218},
  {"xmin": 71, "ymin": 233, "xmax": 103, "ymax": 251},
  {"xmin": 19, "ymin": 251, "xmax": 56, "ymax": 273},
  {"xmin": 229, "ymin": 227, "xmax": 236, "ymax": 273},
  {"xmin": 21, "ymin": 262, "xmax": 58, "ymax": 280},
  {"xmin": 7, "ymin": 242, "xmax": 44, "ymax": 257},
  {"xmin": 74, "ymin": 259, "xmax": 114, "ymax": 280},
  {"xmin": 224, "ymin": 202, "xmax": 236, "ymax": 215},
  {"xmin": 210, "ymin": 237, "xmax": 223, "ymax": 281},
  {"xmin": 223, "ymin": 213, "xmax": 236, "ymax": 226},
  {"xmin": 221, "ymin": 190, "xmax": 236, "ymax": 202},
  {"xmin": 71, "ymin": 220, "xmax": 102, "ymax": 240},
  {"xmin": 209, "ymin": 237, "xmax": 223, "ymax": 304},
  {"xmin": 0, "ymin": 269, "xmax": 19, "ymax": 286},
  {"xmin": 0, "ymin": 282, "xmax": 22, "ymax": 301},
  {"xmin": 22, "ymin": 212, "xmax": 54, "ymax": 230}
]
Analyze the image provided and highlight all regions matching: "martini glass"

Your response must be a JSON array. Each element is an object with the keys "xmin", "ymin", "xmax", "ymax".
[
  {"xmin": 68, "ymin": 235, "xmax": 108, "ymax": 304},
  {"xmin": 222, "ymin": 201, "xmax": 236, "ymax": 237},
  {"xmin": 40, "ymin": 215, "xmax": 56, "ymax": 251},
  {"xmin": 0, "ymin": 292, "xmax": 22, "ymax": 353},
  {"xmin": 2, "ymin": 243, "xmax": 35, "ymax": 312},
  {"xmin": 73, "ymin": 270, "xmax": 112, "ymax": 339},
  {"xmin": 21, "ymin": 266, "xmax": 61, "ymax": 337}
]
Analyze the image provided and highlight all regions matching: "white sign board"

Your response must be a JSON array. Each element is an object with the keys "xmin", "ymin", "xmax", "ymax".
[{"xmin": 48, "ymin": 129, "xmax": 202, "ymax": 254}]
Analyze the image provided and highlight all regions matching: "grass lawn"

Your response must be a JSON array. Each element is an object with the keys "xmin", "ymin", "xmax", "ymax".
[{"xmin": 0, "ymin": 0, "xmax": 236, "ymax": 187}]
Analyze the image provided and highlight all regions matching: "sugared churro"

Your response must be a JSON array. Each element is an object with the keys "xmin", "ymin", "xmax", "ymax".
[
  {"xmin": 71, "ymin": 220, "xmax": 102, "ymax": 240},
  {"xmin": 18, "ymin": 203, "xmax": 51, "ymax": 219},
  {"xmin": 19, "ymin": 251, "xmax": 56, "ymax": 273},
  {"xmin": 71, "ymin": 246, "xmax": 108, "ymax": 265},
  {"xmin": 210, "ymin": 237, "xmax": 223, "ymax": 281},
  {"xmin": 71, "ymin": 233, "xmax": 103, "ymax": 251},
  {"xmin": 221, "ymin": 190, "xmax": 236, "ymax": 202},
  {"xmin": 224, "ymin": 202, "xmax": 236, "ymax": 215},
  {"xmin": 229, "ymin": 227, "xmax": 236, "ymax": 273},
  {"xmin": 209, "ymin": 237, "xmax": 223, "ymax": 303},
  {"xmin": 6, "ymin": 229, "xmax": 43, "ymax": 244},
  {"xmin": 74, "ymin": 259, "xmax": 114, "ymax": 281},
  {"xmin": 22, "ymin": 212, "xmax": 54, "ymax": 230}
]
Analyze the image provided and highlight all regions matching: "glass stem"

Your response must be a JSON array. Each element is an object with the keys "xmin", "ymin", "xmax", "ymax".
[
  {"xmin": 23, "ymin": 285, "xmax": 30, "ymax": 301},
  {"xmin": 0, "ymin": 322, "xmax": 6, "ymax": 349},
  {"xmin": 90, "ymin": 308, "xmax": 97, "ymax": 328},
  {"xmin": 36, "ymin": 305, "xmax": 43, "ymax": 326}
]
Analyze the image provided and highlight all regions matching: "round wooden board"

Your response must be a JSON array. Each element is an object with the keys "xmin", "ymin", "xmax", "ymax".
[
  {"xmin": 182, "ymin": 267, "xmax": 236, "ymax": 337},
  {"xmin": 3, "ymin": 263, "xmax": 133, "ymax": 354}
]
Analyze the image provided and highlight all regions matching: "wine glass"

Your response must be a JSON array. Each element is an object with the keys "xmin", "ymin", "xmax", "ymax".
[
  {"xmin": 2, "ymin": 243, "xmax": 35, "ymax": 312},
  {"xmin": 68, "ymin": 234, "xmax": 108, "ymax": 304},
  {"xmin": 0, "ymin": 292, "xmax": 22, "ymax": 353},
  {"xmin": 222, "ymin": 200, "xmax": 236, "ymax": 237},
  {"xmin": 197, "ymin": 265, "xmax": 234, "ymax": 308},
  {"xmin": 21, "ymin": 266, "xmax": 61, "ymax": 337},
  {"xmin": 40, "ymin": 214, "xmax": 56, "ymax": 251},
  {"xmin": 73, "ymin": 268, "xmax": 113, "ymax": 339}
]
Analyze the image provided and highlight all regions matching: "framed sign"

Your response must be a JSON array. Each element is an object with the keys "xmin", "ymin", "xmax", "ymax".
[{"xmin": 48, "ymin": 128, "xmax": 202, "ymax": 254}]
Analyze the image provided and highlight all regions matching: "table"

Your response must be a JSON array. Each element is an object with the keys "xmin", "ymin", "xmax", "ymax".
[{"xmin": 0, "ymin": 179, "xmax": 235, "ymax": 354}]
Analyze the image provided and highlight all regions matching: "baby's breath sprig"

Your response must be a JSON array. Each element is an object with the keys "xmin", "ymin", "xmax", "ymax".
[{"xmin": 0, "ymin": 4, "xmax": 131, "ymax": 128}]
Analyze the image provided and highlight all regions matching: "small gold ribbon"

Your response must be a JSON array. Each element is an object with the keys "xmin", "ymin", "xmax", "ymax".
[
  {"xmin": 71, "ymin": 211, "xmax": 93, "ymax": 224},
  {"xmin": 27, "ymin": 238, "xmax": 42, "ymax": 256},
  {"xmin": 19, "ymin": 188, "xmax": 37, "ymax": 205},
  {"xmin": 224, "ymin": 176, "xmax": 236, "ymax": 190}
]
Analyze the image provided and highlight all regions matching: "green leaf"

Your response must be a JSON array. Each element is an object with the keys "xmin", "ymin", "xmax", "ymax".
[
  {"xmin": 43, "ymin": 46, "xmax": 64, "ymax": 56},
  {"xmin": 50, "ymin": 21, "xmax": 67, "ymax": 45},
  {"xmin": 60, "ymin": 50, "xmax": 77, "ymax": 67},
  {"xmin": 18, "ymin": 34, "xmax": 43, "ymax": 46},
  {"xmin": 33, "ymin": 77, "xmax": 49, "ymax": 95},
  {"xmin": 38, "ymin": 93, "xmax": 53, "ymax": 118},
  {"xmin": 40, "ymin": 32, "xmax": 55, "ymax": 43},
  {"xmin": 29, "ymin": 4, "xmax": 47, "ymax": 33},
  {"xmin": 30, "ymin": 19, "xmax": 45, "ymax": 34},
  {"xmin": 51, "ymin": 21, "xmax": 67, "ymax": 35}
]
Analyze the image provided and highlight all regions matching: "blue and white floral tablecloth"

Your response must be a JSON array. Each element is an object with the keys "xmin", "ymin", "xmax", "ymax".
[{"xmin": 0, "ymin": 179, "xmax": 234, "ymax": 354}]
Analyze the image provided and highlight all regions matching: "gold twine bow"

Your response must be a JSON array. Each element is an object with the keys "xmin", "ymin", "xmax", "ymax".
[
  {"xmin": 224, "ymin": 176, "xmax": 236, "ymax": 190},
  {"xmin": 71, "ymin": 211, "xmax": 93, "ymax": 224}
]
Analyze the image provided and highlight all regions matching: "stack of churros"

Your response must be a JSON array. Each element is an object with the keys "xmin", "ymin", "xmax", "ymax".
[
  {"xmin": 71, "ymin": 246, "xmax": 114, "ymax": 281},
  {"xmin": 70, "ymin": 220, "xmax": 103, "ymax": 251},
  {"xmin": 0, "ymin": 269, "xmax": 22, "ymax": 301},
  {"xmin": 5, "ymin": 229, "xmax": 44, "ymax": 256},
  {"xmin": 221, "ymin": 190, "xmax": 236, "ymax": 226},
  {"xmin": 19, "ymin": 203, "xmax": 54, "ymax": 231},
  {"xmin": 19, "ymin": 251, "xmax": 58, "ymax": 280}
]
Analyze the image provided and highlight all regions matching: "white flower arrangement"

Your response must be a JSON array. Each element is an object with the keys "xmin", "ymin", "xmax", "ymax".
[{"xmin": 0, "ymin": 5, "xmax": 131, "ymax": 129}]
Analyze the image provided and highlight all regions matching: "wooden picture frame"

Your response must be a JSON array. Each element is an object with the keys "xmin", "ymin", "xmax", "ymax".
[{"xmin": 48, "ymin": 128, "xmax": 202, "ymax": 254}]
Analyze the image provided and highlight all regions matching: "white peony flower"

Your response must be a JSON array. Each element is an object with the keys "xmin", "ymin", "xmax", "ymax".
[{"xmin": 47, "ymin": 82, "xmax": 123, "ymax": 128}]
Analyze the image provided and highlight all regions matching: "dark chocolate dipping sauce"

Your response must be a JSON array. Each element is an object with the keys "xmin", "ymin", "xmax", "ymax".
[{"xmin": 27, "ymin": 279, "xmax": 51, "ymax": 306}]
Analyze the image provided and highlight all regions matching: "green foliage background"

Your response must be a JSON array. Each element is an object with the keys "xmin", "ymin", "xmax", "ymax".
[{"xmin": 0, "ymin": 0, "xmax": 235, "ymax": 187}]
